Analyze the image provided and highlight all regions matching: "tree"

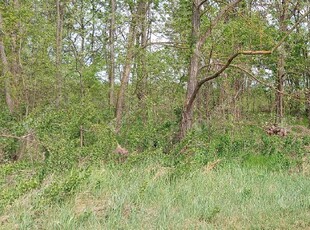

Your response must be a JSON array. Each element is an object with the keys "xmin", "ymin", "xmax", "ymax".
[
  {"xmin": 108, "ymin": 0, "xmax": 116, "ymax": 107},
  {"xmin": 177, "ymin": 0, "xmax": 310, "ymax": 139},
  {"xmin": 179, "ymin": 0, "xmax": 261, "ymax": 139},
  {"xmin": 115, "ymin": 0, "xmax": 152, "ymax": 133},
  {"xmin": 56, "ymin": 0, "xmax": 64, "ymax": 106},
  {"xmin": 0, "ymin": 12, "xmax": 14, "ymax": 113}
]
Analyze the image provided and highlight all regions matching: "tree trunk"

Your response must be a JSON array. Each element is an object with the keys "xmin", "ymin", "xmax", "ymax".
[
  {"xmin": 204, "ymin": 83, "xmax": 211, "ymax": 120},
  {"xmin": 307, "ymin": 89, "xmax": 310, "ymax": 128},
  {"xmin": 178, "ymin": 0, "xmax": 242, "ymax": 140},
  {"xmin": 135, "ymin": 1, "xmax": 151, "ymax": 122},
  {"xmin": 275, "ymin": 0, "xmax": 288, "ymax": 124},
  {"xmin": 275, "ymin": 48, "xmax": 285, "ymax": 123},
  {"xmin": 179, "ymin": 1, "xmax": 200, "ymax": 139},
  {"xmin": 109, "ymin": 0, "xmax": 116, "ymax": 107},
  {"xmin": 56, "ymin": 0, "xmax": 64, "ymax": 106},
  {"xmin": 115, "ymin": 0, "xmax": 150, "ymax": 133},
  {"xmin": 0, "ymin": 12, "xmax": 15, "ymax": 114},
  {"xmin": 115, "ymin": 14, "xmax": 137, "ymax": 133}
]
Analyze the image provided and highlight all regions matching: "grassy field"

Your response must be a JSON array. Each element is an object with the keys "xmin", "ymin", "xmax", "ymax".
[{"xmin": 1, "ymin": 158, "xmax": 309, "ymax": 230}]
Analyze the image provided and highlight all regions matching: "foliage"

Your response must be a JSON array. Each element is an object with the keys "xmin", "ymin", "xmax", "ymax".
[{"xmin": 0, "ymin": 1, "xmax": 309, "ymax": 227}]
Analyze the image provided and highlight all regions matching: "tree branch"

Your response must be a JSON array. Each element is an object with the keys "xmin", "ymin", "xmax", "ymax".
[
  {"xmin": 143, "ymin": 41, "xmax": 188, "ymax": 49},
  {"xmin": 198, "ymin": 53, "xmax": 239, "ymax": 87},
  {"xmin": 198, "ymin": 0, "xmax": 208, "ymax": 9},
  {"xmin": 239, "ymin": 50, "xmax": 272, "ymax": 55},
  {"xmin": 185, "ymin": 49, "xmax": 274, "ymax": 112},
  {"xmin": 271, "ymin": 9, "xmax": 310, "ymax": 53},
  {"xmin": 197, "ymin": 0, "xmax": 242, "ymax": 49}
]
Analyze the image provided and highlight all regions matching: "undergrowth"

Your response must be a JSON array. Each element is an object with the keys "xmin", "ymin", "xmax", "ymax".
[{"xmin": 0, "ymin": 106, "xmax": 309, "ymax": 229}]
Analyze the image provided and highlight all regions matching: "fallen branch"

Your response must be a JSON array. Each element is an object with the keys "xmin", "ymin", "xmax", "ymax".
[{"xmin": 0, "ymin": 133, "xmax": 32, "ymax": 140}]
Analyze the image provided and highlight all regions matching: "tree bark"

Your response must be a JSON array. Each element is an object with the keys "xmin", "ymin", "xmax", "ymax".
[
  {"xmin": 56, "ymin": 0, "xmax": 64, "ymax": 106},
  {"xmin": 135, "ymin": 1, "xmax": 151, "ymax": 122},
  {"xmin": 109, "ymin": 0, "xmax": 116, "ymax": 107},
  {"xmin": 0, "ymin": 12, "xmax": 15, "ymax": 114},
  {"xmin": 115, "ymin": 12, "xmax": 137, "ymax": 133},
  {"xmin": 275, "ymin": 0, "xmax": 288, "ymax": 124},
  {"xmin": 115, "ymin": 0, "xmax": 150, "ymax": 133},
  {"xmin": 179, "ymin": 0, "xmax": 200, "ymax": 139},
  {"xmin": 179, "ymin": 0, "xmax": 242, "ymax": 140}
]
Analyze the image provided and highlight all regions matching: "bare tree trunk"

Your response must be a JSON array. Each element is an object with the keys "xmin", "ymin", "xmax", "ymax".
[
  {"xmin": 135, "ymin": 1, "xmax": 151, "ymax": 122},
  {"xmin": 196, "ymin": 88, "xmax": 203, "ymax": 124},
  {"xmin": 233, "ymin": 76, "xmax": 242, "ymax": 120},
  {"xmin": 219, "ymin": 73, "xmax": 229, "ymax": 116},
  {"xmin": 179, "ymin": 0, "xmax": 200, "ymax": 139},
  {"xmin": 115, "ymin": 15, "xmax": 137, "ymax": 133},
  {"xmin": 305, "ymin": 64, "xmax": 310, "ymax": 127},
  {"xmin": 109, "ymin": 0, "xmax": 116, "ymax": 107},
  {"xmin": 56, "ymin": 0, "xmax": 64, "ymax": 106},
  {"xmin": 79, "ymin": 0, "xmax": 86, "ymax": 100},
  {"xmin": 0, "ymin": 12, "xmax": 15, "ymax": 114},
  {"xmin": 276, "ymin": 49, "xmax": 285, "ymax": 123},
  {"xmin": 275, "ymin": 0, "xmax": 288, "ymax": 124}
]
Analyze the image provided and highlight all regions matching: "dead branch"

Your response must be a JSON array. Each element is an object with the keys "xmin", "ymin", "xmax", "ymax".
[
  {"xmin": 239, "ymin": 50, "xmax": 272, "ymax": 55},
  {"xmin": 0, "ymin": 133, "xmax": 32, "ymax": 140}
]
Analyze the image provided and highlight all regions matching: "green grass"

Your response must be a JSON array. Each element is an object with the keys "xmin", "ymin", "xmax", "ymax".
[{"xmin": 1, "ymin": 160, "xmax": 309, "ymax": 230}]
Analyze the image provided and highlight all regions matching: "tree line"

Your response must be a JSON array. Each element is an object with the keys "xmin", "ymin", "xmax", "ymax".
[{"xmin": 0, "ymin": 0, "xmax": 309, "ymax": 142}]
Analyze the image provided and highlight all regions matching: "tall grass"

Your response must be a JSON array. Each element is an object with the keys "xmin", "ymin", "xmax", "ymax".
[{"xmin": 2, "ymin": 160, "xmax": 309, "ymax": 229}]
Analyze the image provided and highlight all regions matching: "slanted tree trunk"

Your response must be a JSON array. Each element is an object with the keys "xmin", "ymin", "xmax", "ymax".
[
  {"xmin": 115, "ymin": 11, "xmax": 138, "ymax": 133},
  {"xmin": 115, "ymin": 0, "xmax": 150, "ymax": 133},
  {"xmin": 179, "ymin": 0, "xmax": 242, "ymax": 139}
]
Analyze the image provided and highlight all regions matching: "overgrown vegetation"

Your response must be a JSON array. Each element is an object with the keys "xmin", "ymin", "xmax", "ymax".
[
  {"xmin": 1, "ymin": 155, "xmax": 310, "ymax": 229},
  {"xmin": 1, "ymin": 0, "xmax": 310, "ymax": 229},
  {"xmin": 1, "ymin": 116, "xmax": 309, "ymax": 228}
]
